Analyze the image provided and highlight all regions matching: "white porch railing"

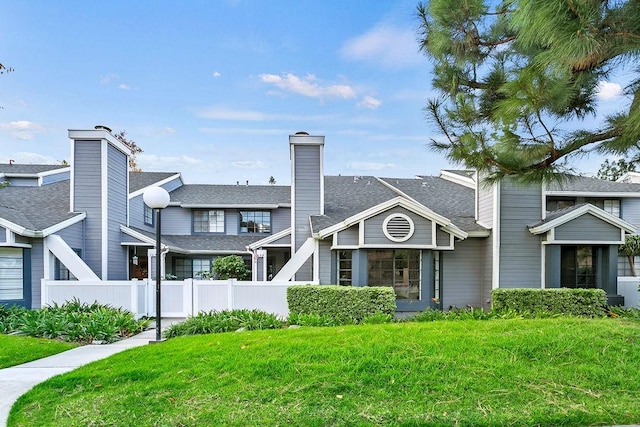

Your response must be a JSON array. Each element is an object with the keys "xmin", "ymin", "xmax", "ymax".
[
  {"xmin": 41, "ymin": 279, "xmax": 313, "ymax": 319},
  {"xmin": 618, "ymin": 276, "xmax": 640, "ymax": 308}
]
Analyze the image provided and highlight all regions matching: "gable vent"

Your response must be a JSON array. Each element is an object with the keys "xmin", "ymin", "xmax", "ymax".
[{"xmin": 383, "ymin": 213, "xmax": 415, "ymax": 242}]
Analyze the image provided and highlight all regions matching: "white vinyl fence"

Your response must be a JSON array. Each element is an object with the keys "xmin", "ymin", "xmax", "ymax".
[
  {"xmin": 42, "ymin": 279, "xmax": 314, "ymax": 319},
  {"xmin": 618, "ymin": 276, "xmax": 640, "ymax": 308}
]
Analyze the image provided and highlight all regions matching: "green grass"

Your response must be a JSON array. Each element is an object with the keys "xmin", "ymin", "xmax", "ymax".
[
  {"xmin": 0, "ymin": 334, "xmax": 76, "ymax": 369},
  {"xmin": 9, "ymin": 318, "xmax": 640, "ymax": 426}
]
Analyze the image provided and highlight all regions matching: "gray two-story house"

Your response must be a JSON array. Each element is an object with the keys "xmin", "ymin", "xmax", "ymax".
[{"xmin": 1, "ymin": 128, "xmax": 638, "ymax": 311}]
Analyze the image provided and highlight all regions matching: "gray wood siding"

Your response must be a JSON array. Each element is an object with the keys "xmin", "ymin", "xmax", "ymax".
[
  {"xmin": 271, "ymin": 208, "xmax": 290, "ymax": 233},
  {"xmin": 481, "ymin": 235, "xmax": 493, "ymax": 308},
  {"xmin": 0, "ymin": 227, "xmax": 5, "ymax": 243},
  {"xmin": 107, "ymin": 145, "xmax": 128, "ymax": 280},
  {"xmin": 442, "ymin": 238, "xmax": 484, "ymax": 308},
  {"xmin": 436, "ymin": 228, "xmax": 450, "ymax": 247},
  {"xmin": 225, "ymin": 209, "xmax": 238, "ymax": 235},
  {"xmin": 363, "ymin": 207, "xmax": 432, "ymax": 246},
  {"xmin": 129, "ymin": 195, "xmax": 154, "ymax": 231},
  {"xmin": 56, "ymin": 222, "xmax": 84, "ymax": 253},
  {"xmin": 499, "ymin": 180, "xmax": 542, "ymax": 288},
  {"xmin": 293, "ymin": 144, "xmax": 322, "ymax": 280},
  {"xmin": 163, "ymin": 177, "xmax": 182, "ymax": 192},
  {"xmin": 477, "ymin": 182, "xmax": 494, "ymax": 227},
  {"xmin": 337, "ymin": 226, "xmax": 359, "ymax": 246},
  {"xmin": 554, "ymin": 214, "xmax": 622, "ymax": 241},
  {"xmin": 42, "ymin": 171, "xmax": 70, "ymax": 185},
  {"xmin": 162, "ymin": 207, "xmax": 192, "ymax": 235},
  {"xmin": 6, "ymin": 177, "xmax": 37, "ymax": 186},
  {"xmin": 267, "ymin": 234, "xmax": 291, "ymax": 246},
  {"xmin": 73, "ymin": 141, "xmax": 103, "ymax": 277},
  {"xmin": 318, "ymin": 239, "xmax": 332, "ymax": 284},
  {"xmin": 622, "ymin": 198, "xmax": 640, "ymax": 229},
  {"xmin": 30, "ymin": 239, "xmax": 43, "ymax": 308}
]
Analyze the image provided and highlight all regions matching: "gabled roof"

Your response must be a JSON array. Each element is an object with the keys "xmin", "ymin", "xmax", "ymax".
[
  {"xmin": 528, "ymin": 203, "xmax": 637, "ymax": 235},
  {"xmin": 0, "ymin": 181, "xmax": 84, "ymax": 236},
  {"xmin": 169, "ymin": 184, "xmax": 291, "ymax": 208},
  {"xmin": 129, "ymin": 172, "xmax": 181, "ymax": 193},
  {"xmin": 546, "ymin": 175, "xmax": 640, "ymax": 195}
]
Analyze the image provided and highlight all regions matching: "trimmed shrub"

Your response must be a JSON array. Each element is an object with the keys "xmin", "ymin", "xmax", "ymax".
[
  {"xmin": 164, "ymin": 309, "xmax": 284, "ymax": 337},
  {"xmin": 287, "ymin": 285, "xmax": 396, "ymax": 324},
  {"xmin": 213, "ymin": 255, "xmax": 250, "ymax": 280},
  {"xmin": 492, "ymin": 288, "xmax": 607, "ymax": 317}
]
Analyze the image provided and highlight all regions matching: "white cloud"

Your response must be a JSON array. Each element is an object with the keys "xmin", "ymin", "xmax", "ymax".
[
  {"xmin": 100, "ymin": 73, "xmax": 118, "ymax": 84},
  {"xmin": 0, "ymin": 151, "xmax": 58, "ymax": 164},
  {"xmin": 195, "ymin": 106, "xmax": 334, "ymax": 122},
  {"xmin": 212, "ymin": 71, "xmax": 221, "ymax": 77},
  {"xmin": 259, "ymin": 73, "xmax": 356, "ymax": 100},
  {"xmin": 151, "ymin": 127, "xmax": 176, "ymax": 135},
  {"xmin": 137, "ymin": 154, "xmax": 203, "ymax": 171},
  {"xmin": 596, "ymin": 81, "xmax": 622, "ymax": 100},
  {"xmin": 0, "ymin": 120, "xmax": 44, "ymax": 140},
  {"xmin": 118, "ymin": 84, "xmax": 131, "ymax": 90},
  {"xmin": 357, "ymin": 96, "xmax": 382, "ymax": 110},
  {"xmin": 231, "ymin": 160, "xmax": 267, "ymax": 169},
  {"xmin": 347, "ymin": 161, "xmax": 396, "ymax": 171},
  {"xmin": 340, "ymin": 25, "xmax": 422, "ymax": 68}
]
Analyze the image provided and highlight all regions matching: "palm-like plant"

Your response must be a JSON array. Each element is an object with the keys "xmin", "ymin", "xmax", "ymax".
[{"xmin": 619, "ymin": 235, "xmax": 640, "ymax": 277}]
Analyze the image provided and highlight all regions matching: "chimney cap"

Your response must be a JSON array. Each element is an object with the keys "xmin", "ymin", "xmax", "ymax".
[
  {"xmin": 294, "ymin": 131, "xmax": 309, "ymax": 135},
  {"xmin": 94, "ymin": 125, "xmax": 112, "ymax": 133}
]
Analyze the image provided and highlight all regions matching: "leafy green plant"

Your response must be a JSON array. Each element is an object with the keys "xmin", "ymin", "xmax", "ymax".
[
  {"xmin": 619, "ymin": 235, "xmax": 640, "ymax": 277},
  {"xmin": 608, "ymin": 306, "xmax": 640, "ymax": 319},
  {"xmin": 213, "ymin": 255, "xmax": 250, "ymax": 280},
  {"xmin": 165, "ymin": 309, "xmax": 283, "ymax": 338},
  {"xmin": 492, "ymin": 288, "xmax": 608, "ymax": 317}
]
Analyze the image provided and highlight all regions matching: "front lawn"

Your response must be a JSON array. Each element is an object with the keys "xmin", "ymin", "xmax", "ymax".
[
  {"xmin": 9, "ymin": 318, "xmax": 640, "ymax": 426},
  {"xmin": 0, "ymin": 334, "xmax": 76, "ymax": 369}
]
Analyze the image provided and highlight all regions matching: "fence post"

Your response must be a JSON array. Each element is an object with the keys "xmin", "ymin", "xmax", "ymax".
[
  {"xmin": 130, "ymin": 279, "xmax": 139, "ymax": 319},
  {"xmin": 228, "ymin": 279, "xmax": 237, "ymax": 310},
  {"xmin": 41, "ymin": 279, "xmax": 47, "ymax": 308},
  {"xmin": 184, "ymin": 279, "xmax": 193, "ymax": 317}
]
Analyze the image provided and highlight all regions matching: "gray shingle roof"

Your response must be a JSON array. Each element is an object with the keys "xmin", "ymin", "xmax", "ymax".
[
  {"xmin": 0, "ymin": 181, "xmax": 82, "ymax": 231},
  {"xmin": 547, "ymin": 175, "xmax": 640, "ymax": 193},
  {"xmin": 129, "ymin": 172, "xmax": 181, "ymax": 193},
  {"xmin": 0, "ymin": 164, "xmax": 67, "ymax": 175},
  {"xmin": 127, "ymin": 227, "xmax": 259, "ymax": 253},
  {"xmin": 169, "ymin": 184, "xmax": 291, "ymax": 206}
]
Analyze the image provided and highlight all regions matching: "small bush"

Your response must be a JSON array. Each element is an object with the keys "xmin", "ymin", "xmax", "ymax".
[
  {"xmin": 287, "ymin": 285, "xmax": 396, "ymax": 324},
  {"xmin": 492, "ymin": 288, "xmax": 607, "ymax": 317},
  {"xmin": 608, "ymin": 306, "xmax": 640, "ymax": 319},
  {"xmin": 287, "ymin": 313, "xmax": 343, "ymax": 327},
  {"xmin": 165, "ymin": 309, "xmax": 283, "ymax": 337},
  {"xmin": 213, "ymin": 255, "xmax": 250, "ymax": 280},
  {"xmin": 0, "ymin": 299, "xmax": 149, "ymax": 343}
]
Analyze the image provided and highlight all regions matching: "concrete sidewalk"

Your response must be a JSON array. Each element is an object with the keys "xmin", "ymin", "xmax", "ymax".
[{"xmin": 0, "ymin": 321, "xmax": 179, "ymax": 427}]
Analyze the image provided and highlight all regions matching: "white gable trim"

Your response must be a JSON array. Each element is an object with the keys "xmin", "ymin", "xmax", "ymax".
[
  {"xmin": 128, "ymin": 173, "xmax": 182, "ymax": 198},
  {"xmin": 316, "ymin": 196, "xmax": 468, "ymax": 240},
  {"xmin": 247, "ymin": 227, "xmax": 292, "ymax": 250},
  {"xmin": 544, "ymin": 191, "xmax": 640, "ymax": 198},
  {"xmin": 0, "ymin": 214, "xmax": 86, "ymax": 238},
  {"xmin": 529, "ymin": 204, "xmax": 637, "ymax": 235}
]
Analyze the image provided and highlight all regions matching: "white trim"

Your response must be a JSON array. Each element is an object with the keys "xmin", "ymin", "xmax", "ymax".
[
  {"xmin": 359, "ymin": 220, "xmax": 365, "ymax": 245},
  {"xmin": 541, "ymin": 181, "xmax": 547, "ymax": 220},
  {"xmin": 439, "ymin": 170, "xmax": 476, "ymax": 188},
  {"xmin": 382, "ymin": 213, "xmax": 415, "ymax": 242},
  {"xmin": 540, "ymin": 245, "xmax": 546, "ymax": 288},
  {"xmin": 179, "ymin": 203, "xmax": 284, "ymax": 209},
  {"xmin": 101, "ymin": 139, "xmax": 109, "ymax": 280},
  {"xmin": 290, "ymin": 142, "xmax": 296, "ymax": 264},
  {"xmin": 431, "ymin": 221, "xmax": 437, "ymax": 246},
  {"xmin": 541, "ymin": 239, "xmax": 625, "ymax": 245},
  {"xmin": 313, "ymin": 239, "xmax": 320, "ymax": 282},
  {"xmin": 528, "ymin": 204, "xmax": 637, "ymax": 235},
  {"xmin": 374, "ymin": 177, "xmax": 422, "ymax": 205},
  {"xmin": 68, "ymin": 129, "xmax": 130, "ymax": 156},
  {"xmin": 474, "ymin": 170, "xmax": 479, "ymax": 222},
  {"xmin": 6, "ymin": 228, "xmax": 14, "ymax": 244},
  {"xmin": 40, "ymin": 213, "xmax": 87, "ymax": 237},
  {"xmin": 0, "ymin": 214, "xmax": 85, "ymax": 238},
  {"xmin": 319, "ymin": 143, "xmax": 325, "ymax": 215},
  {"xmin": 272, "ymin": 237, "xmax": 316, "ymax": 281},
  {"xmin": 128, "ymin": 173, "xmax": 182, "ymax": 198},
  {"xmin": 46, "ymin": 235, "xmax": 100, "ymax": 281},
  {"xmin": 492, "ymin": 181, "xmax": 500, "ymax": 289},
  {"xmin": 0, "ymin": 242, "xmax": 31, "ymax": 248},
  {"xmin": 69, "ymin": 138, "xmax": 75, "ymax": 211},
  {"xmin": 467, "ymin": 230, "xmax": 491, "ymax": 238}
]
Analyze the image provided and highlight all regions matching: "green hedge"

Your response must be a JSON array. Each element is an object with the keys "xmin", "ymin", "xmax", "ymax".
[
  {"xmin": 492, "ymin": 288, "xmax": 607, "ymax": 317},
  {"xmin": 287, "ymin": 285, "xmax": 396, "ymax": 323}
]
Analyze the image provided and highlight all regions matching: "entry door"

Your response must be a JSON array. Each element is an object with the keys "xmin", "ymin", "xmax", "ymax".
[{"xmin": 560, "ymin": 246, "xmax": 597, "ymax": 288}]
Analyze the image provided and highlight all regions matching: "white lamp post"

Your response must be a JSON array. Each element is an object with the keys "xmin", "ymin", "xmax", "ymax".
[{"xmin": 143, "ymin": 186, "xmax": 170, "ymax": 343}]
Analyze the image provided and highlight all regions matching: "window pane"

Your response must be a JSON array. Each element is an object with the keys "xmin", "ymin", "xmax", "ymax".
[
  {"xmin": 368, "ymin": 250, "xmax": 420, "ymax": 300},
  {"xmin": 144, "ymin": 205, "xmax": 154, "ymax": 225},
  {"xmin": 0, "ymin": 248, "xmax": 23, "ymax": 300},
  {"xmin": 338, "ymin": 250, "xmax": 352, "ymax": 285},
  {"xmin": 193, "ymin": 259, "xmax": 211, "ymax": 278},
  {"xmin": 240, "ymin": 211, "xmax": 271, "ymax": 233},
  {"xmin": 193, "ymin": 210, "xmax": 224, "ymax": 233}
]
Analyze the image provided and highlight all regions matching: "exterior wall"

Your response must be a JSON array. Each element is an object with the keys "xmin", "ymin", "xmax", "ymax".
[
  {"xmin": 128, "ymin": 194, "xmax": 154, "ymax": 231},
  {"xmin": 30, "ymin": 241, "xmax": 43, "ymax": 308},
  {"xmin": 477, "ymin": 181, "xmax": 494, "ymax": 227},
  {"xmin": 107, "ymin": 145, "xmax": 128, "ymax": 280},
  {"xmin": 271, "ymin": 208, "xmax": 290, "ymax": 234},
  {"xmin": 162, "ymin": 206, "xmax": 192, "ymax": 235},
  {"xmin": 336, "ymin": 226, "xmax": 359, "ymax": 246},
  {"xmin": 0, "ymin": 227, "xmax": 5, "ymax": 243},
  {"xmin": 499, "ymin": 180, "xmax": 543, "ymax": 288},
  {"xmin": 481, "ymin": 235, "xmax": 493, "ymax": 308},
  {"xmin": 318, "ymin": 239, "xmax": 332, "ymax": 284},
  {"xmin": 6, "ymin": 177, "xmax": 38, "ymax": 186},
  {"xmin": 363, "ymin": 207, "xmax": 432, "ymax": 246},
  {"xmin": 56, "ymin": 222, "xmax": 84, "ymax": 253},
  {"xmin": 291, "ymin": 137, "xmax": 323, "ymax": 280},
  {"xmin": 442, "ymin": 238, "xmax": 484, "ymax": 308},
  {"xmin": 435, "ymin": 228, "xmax": 450, "ymax": 247},
  {"xmin": 621, "ymin": 198, "xmax": 640, "ymax": 229},
  {"xmin": 554, "ymin": 214, "xmax": 622, "ymax": 241},
  {"xmin": 225, "ymin": 208, "xmax": 239, "ymax": 235},
  {"xmin": 73, "ymin": 141, "xmax": 103, "ymax": 277},
  {"xmin": 42, "ymin": 170, "xmax": 70, "ymax": 185}
]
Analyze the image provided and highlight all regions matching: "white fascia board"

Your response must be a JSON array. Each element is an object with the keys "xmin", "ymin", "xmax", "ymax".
[
  {"xmin": 317, "ymin": 196, "xmax": 453, "ymax": 239},
  {"xmin": 101, "ymin": 139, "xmax": 109, "ymax": 280},
  {"xmin": 128, "ymin": 173, "xmax": 183, "ymax": 198},
  {"xmin": 529, "ymin": 205, "xmax": 637, "ymax": 235},
  {"xmin": 68, "ymin": 129, "xmax": 131, "ymax": 157},
  {"xmin": 439, "ymin": 170, "xmax": 476, "ymax": 188},
  {"xmin": 492, "ymin": 180, "xmax": 501, "ymax": 289},
  {"xmin": 0, "ymin": 218, "xmax": 32, "ymax": 237},
  {"xmin": 247, "ymin": 227, "xmax": 292, "ymax": 250},
  {"xmin": 544, "ymin": 191, "xmax": 640, "ymax": 198},
  {"xmin": 542, "ymin": 239, "xmax": 626, "ymax": 245},
  {"xmin": 69, "ymin": 138, "xmax": 75, "ymax": 212},
  {"xmin": 178, "ymin": 204, "xmax": 281, "ymax": 209},
  {"xmin": 467, "ymin": 230, "xmax": 491, "ymax": 238},
  {"xmin": 120, "ymin": 225, "xmax": 156, "ymax": 245}
]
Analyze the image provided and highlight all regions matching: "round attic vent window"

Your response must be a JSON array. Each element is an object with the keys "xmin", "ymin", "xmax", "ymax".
[{"xmin": 383, "ymin": 213, "xmax": 414, "ymax": 242}]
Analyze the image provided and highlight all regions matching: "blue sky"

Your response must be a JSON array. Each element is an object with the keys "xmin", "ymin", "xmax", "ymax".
[{"xmin": 0, "ymin": 0, "xmax": 625, "ymax": 185}]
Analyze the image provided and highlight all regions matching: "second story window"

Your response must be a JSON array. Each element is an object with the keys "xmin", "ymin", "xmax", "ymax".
[
  {"xmin": 604, "ymin": 199, "xmax": 621, "ymax": 217},
  {"xmin": 144, "ymin": 204, "xmax": 154, "ymax": 226},
  {"xmin": 240, "ymin": 211, "xmax": 271, "ymax": 233},
  {"xmin": 193, "ymin": 210, "xmax": 225, "ymax": 233}
]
